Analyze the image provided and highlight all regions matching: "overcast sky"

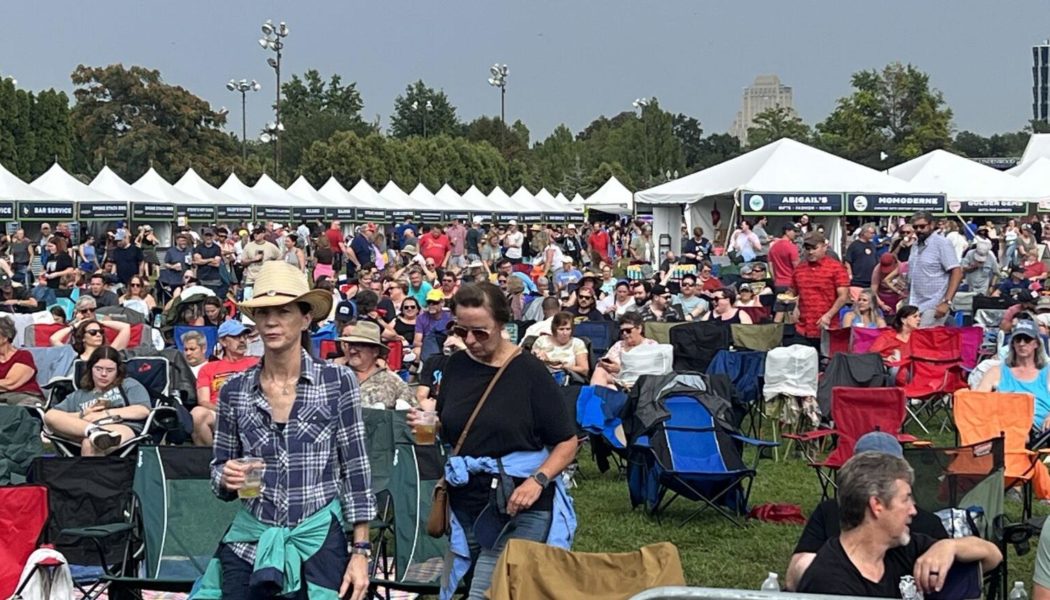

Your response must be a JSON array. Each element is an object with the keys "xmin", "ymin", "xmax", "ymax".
[{"xmin": 3, "ymin": 1, "xmax": 1047, "ymax": 143}]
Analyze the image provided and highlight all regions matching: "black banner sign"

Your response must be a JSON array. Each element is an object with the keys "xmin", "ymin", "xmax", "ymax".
[
  {"xmin": 325, "ymin": 207, "xmax": 357, "ymax": 221},
  {"xmin": 254, "ymin": 206, "xmax": 291, "ymax": 220},
  {"xmin": 545, "ymin": 213, "xmax": 569, "ymax": 223},
  {"xmin": 519, "ymin": 213, "xmax": 544, "ymax": 224},
  {"xmin": 177, "ymin": 205, "xmax": 216, "ymax": 222},
  {"xmin": 845, "ymin": 193, "xmax": 946, "ymax": 215},
  {"xmin": 443, "ymin": 211, "xmax": 471, "ymax": 222},
  {"xmin": 494, "ymin": 213, "xmax": 520, "ymax": 225},
  {"xmin": 18, "ymin": 201, "xmax": 75, "ymax": 221},
  {"xmin": 390, "ymin": 209, "xmax": 416, "ymax": 220},
  {"xmin": 217, "ymin": 205, "xmax": 254, "ymax": 221},
  {"xmin": 0, "ymin": 201, "xmax": 15, "ymax": 220},
  {"xmin": 945, "ymin": 199, "xmax": 1028, "ymax": 216},
  {"xmin": 418, "ymin": 210, "xmax": 444, "ymax": 223},
  {"xmin": 292, "ymin": 206, "xmax": 326, "ymax": 220},
  {"xmin": 132, "ymin": 203, "xmax": 176, "ymax": 220},
  {"xmin": 354, "ymin": 208, "xmax": 388, "ymax": 221},
  {"xmin": 78, "ymin": 202, "xmax": 129, "ymax": 220},
  {"xmin": 742, "ymin": 192, "xmax": 843, "ymax": 215}
]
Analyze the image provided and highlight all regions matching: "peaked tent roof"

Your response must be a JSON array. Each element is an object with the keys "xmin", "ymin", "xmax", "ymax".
[
  {"xmin": 460, "ymin": 185, "xmax": 489, "ymax": 210},
  {"xmin": 90, "ymin": 166, "xmax": 164, "ymax": 203},
  {"xmin": 1015, "ymin": 134, "xmax": 1050, "ymax": 171},
  {"xmin": 0, "ymin": 162, "xmax": 60, "ymax": 201},
  {"xmin": 487, "ymin": 186, "xmax": 513, "ymax": 212},
  {"xmin": 889, "ymin": 149, "xmax": 1046, "ymax": 203},
  {"xmin": 288, "ymin": 176, "xmax": 338, "ymax": 208},
  {"xmin": 1009, "ymin": 157, "xmax": 1050, "ymax": 209},
  {"xmin": 583, "ymin": 176, "xmax": 633, "ymax": 212},
  {"xmin": 379, "ymin": 181, "xmax": 414, "ymax": 209},
  {"xmin": 409, "ymin": 183, "xmax": 440, "ymax": 210},
  {"xmin": 133, "ymin": 168, "xmax": 204, "ymax": 205},
  {"xmin": 173, "ymin": 169, "xmax": 242, "ymax": 205},
  {"xmin": 636, "ymin": 138, "xmax": 935, "ymax": 205},
  {"xmin": 348, "ymin": 180, "xmax": 385, "ymax": 208},
  {"xmin": 218, "ymin": 174, "xmax": 256, "ymax": 204},
  {"xmin": 435, "ymin": 184, "xmax": 468, "ymax": 210},
  {"xmin": 509, "ymin": 186, "xmax": 540, "ymax": 212},
  {"xmin": 571, "ymin": 193, "xmax": 585, "ymax": 204},
  {"xmin": 31, "ymin": 163, "xmax": 121, "ymax": 202},
  {"xmin": 253, "ymin": 173, "xmax": 308, "ymax": 207}
]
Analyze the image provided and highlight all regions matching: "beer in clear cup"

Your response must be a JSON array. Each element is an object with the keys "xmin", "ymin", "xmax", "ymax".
[{"xmin": 415, "ymin": 411, "xmax": 438, "ymax": 445}]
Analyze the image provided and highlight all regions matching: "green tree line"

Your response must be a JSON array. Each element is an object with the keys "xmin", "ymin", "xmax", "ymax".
[{"xmin": 0, "ymin": 62, "xmax": 1041, "ymax": 195}]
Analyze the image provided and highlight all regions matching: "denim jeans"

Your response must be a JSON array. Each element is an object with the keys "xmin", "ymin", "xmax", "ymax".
[{"xmin": 452, "ymin": 506, "xmax": 552, "ymax": 600}]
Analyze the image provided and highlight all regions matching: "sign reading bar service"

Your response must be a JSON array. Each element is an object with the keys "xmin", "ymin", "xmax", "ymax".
[
  {"xmin": 292, "ymin": 206, "xmax": 326, "ymax": 220},
  {"xmin": 546, "ymin": 213, "xmax": 569, "ymax": 223},
  {"xmin": 254, "ymin": 206, "xmax": 291, "ymax": 221},
  {"xmin": 519, "ymin": 213, "xmax": 544, "ymax": 224},
  {"xmin": 945, "ymin": 199, "xmax": 1028, "ymax": 216},
  {"xmin": 741, "ymin": 192, "xmax": 843, "ymax": 215},
  {"xmin": 18, "ymin": 201, "xmax": 75, "ymax": 221},
  {"xmin": 0, "ymin": 202, "xmax": 13, "ymax": 220},
  {"xmin": 78, "ymin": 202, "xmax": 130, "ymax": 220},
  {"xmin": 846, "ymin": 193, "xmax": 946, "ymax": 216},
  {"xmin": 217, "ymin": 205, "xmax": 253, "ymax": 221},
  {"xmin": 133, "ymin": 202, "xmax": 176, "ymax": 220},
  {"xmin": 178, "ymin": 205, "xmax": 216, "ymax": 222}
]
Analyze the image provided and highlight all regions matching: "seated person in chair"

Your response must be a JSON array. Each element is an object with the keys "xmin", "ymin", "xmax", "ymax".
[
  {"xmin": 796, "ymin": 451, "xmax": 1001, "ymax": 597},
  {"xmin": 191, "ymin": 320, "xmax": 259, "ymax": 446},
  {"xmin": 975, "ymin": 318, "xmax": 1050, "ymax": 432},
  {"xmin": 785, "ymin": 432, "xmax": 949, "ymax": 591},
  {"xmin": 532, "ymin": 311, "xmax": 589, "ymax": 382},
  {"xmin": 589, "ymin": 312, "xmax": 656, "ymax": 389},
  {"xmin": 42, "ymin": 346, "xmax": 152, "ymax": 455}
]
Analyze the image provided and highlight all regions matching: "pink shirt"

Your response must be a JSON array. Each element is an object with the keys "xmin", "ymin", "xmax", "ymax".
[{"xmin": 446, "ymin": 225, "xmax": 466, "ymax": 256}]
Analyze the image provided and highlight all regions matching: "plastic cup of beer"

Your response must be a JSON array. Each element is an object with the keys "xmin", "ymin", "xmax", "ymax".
[
  {"xmin": 235, "ymin": 457, "xmax": 264, "ymax": 499},
  {"xmin": 415, "ymin": 411, "xmax": 438, "ymax": 445}
]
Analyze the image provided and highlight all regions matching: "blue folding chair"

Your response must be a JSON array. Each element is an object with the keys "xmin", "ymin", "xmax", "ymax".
[
  {"xmin": 576, "ymin": 385, "xmax": 629, "ymax": 475},
  {"xmin": 172, "ymin": 325, "xmax": 218, "ymax": 359},
  {"xmin": 706, "ymin": 350, "xmax": 766, "ymax": 435},
  {"xmin": 575, "ymin": 320, "xmax": 618, "ymax": 358},
  {"xmin": 629, "ymin": 394, "xmax": 776, "ymax": 527}
]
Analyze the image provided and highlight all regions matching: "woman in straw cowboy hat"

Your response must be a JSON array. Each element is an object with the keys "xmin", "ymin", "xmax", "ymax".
[{"xmin": 194, "ymin": 261, "xmax": 375, "ymax": 600}]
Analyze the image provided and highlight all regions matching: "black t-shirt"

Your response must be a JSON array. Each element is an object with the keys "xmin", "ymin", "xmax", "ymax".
[
  {"xmin": 394, "ymin": 318, "xmax": 417, "ymax": 341},
  {"xmin": 845, "ymin": 240, "xmax": 878, "ymax": 287},
  {"xmin": 794, "ymin": 500, "xmax": 948, "ymax": 554},
  {"xmin": 194, "ymin": 243, "xmax": 221, "ymax": 283},
  {"xmin": 568, "ymin": 305, "xmax": 605, "ymax": 323},
  {"xmin": 797, "ymin": 533, "xmax": 936, "ymax": 597},
  {"xmin": 375, "ymin": 297, "xmax": 396, "ymax": 323},
  {"xmin": 89, "ymin": 290, "xmax": 120, "ymax": 309},
  {"xmin": 111, "ymin": 245, "xmax": 143, "ymax": 285},
  {"xmin": 437, "ymin": 350, "xmax": 575, "ymax": 514},
  {"xmin": 466, "ymin": 228, "xmax": 481, "ymax": 256},
  {"xmin": 45, "ymin": 253, "xmax": 73, "ymax": 289},
  {"xmin": 419, "ymin": 353, "xmax": 451, "ymax": 397}
]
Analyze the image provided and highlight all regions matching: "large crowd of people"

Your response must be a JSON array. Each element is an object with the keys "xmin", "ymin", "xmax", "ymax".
[{"xmin": 3, "ymin": 209, "xmax": 1050, "ymax": 598}]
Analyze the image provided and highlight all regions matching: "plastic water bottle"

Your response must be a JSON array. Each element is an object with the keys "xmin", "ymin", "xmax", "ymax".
[
  {"xmin": 1010, "ymin": 581, "xmax": 1029, "ymax": 600},
  {"xmin": 760, "ymin": 572, "xmax": 779, "ymax": 591}
]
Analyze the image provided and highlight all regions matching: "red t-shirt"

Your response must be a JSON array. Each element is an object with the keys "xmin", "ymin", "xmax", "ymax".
[
  {"xmin": 792, "ymin": 256, "xmax": 849, "ymax": 338},
  {"xmin": 1024, "ymin": 261, "xmax": 1046, "ymax": 280},
  {"xmin": 196, "ymin": 356, "xmax": 260, "ymax": 404},
  {"xmin": 699, "ymin": 276, "xmax": 723, "ymax": 292},
  {"xmin": 768, "ymin": 238, "xmax": 800, "ymax": 288},
  {"xmin": 419, "ymin": 234, "xmax": 451, "ymax": 264},
  {"xmin": 324, "ymin": 229, "xmax": 344, "ymax": 251},
  {"xmin": 588, "ymin": 230, "xmax": 610, "ymax": 262},
  {"xmin": 0, "ymin": 349, "xmax": 42, "ymax": 397}
]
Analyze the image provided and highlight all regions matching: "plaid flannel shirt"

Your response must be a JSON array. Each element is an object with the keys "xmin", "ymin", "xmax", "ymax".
[{"xmin": 211, "ymin": 350, "xmax": 376, "ymax": 563}]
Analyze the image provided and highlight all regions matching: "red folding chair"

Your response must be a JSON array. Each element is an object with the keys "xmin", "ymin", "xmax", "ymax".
[
  {"xmin": 784, "ymin": 386, "xmax": 915, "ymax": 499},
  {"xmin": 319, "ymin": 339, "xmax": 338, "ymax": 360},
  {"xmin": 851, "ymin": 326, "xmax": 893, "ymax": 354},
  {"xmin": 385, "ymin": 341, "xmax": 403, "ymax": 372},
  {"xmin": 738, "ymin": 306, "xmax": 771, "ymax": 324},
  {"xmin": 901, "ymin": 327, "xmax": 968, "ymax": 434},
  {"xmin": 821, "ymin": 327, "xmax": 851, "ymax": 358},
  {"xmin": 0, "ymin": 485, "xmax": 49, "ymax": 598}
]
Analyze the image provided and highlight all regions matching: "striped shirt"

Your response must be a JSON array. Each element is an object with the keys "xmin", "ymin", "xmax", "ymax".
[
  {"xmin": 211, "ymin": 350, "xmax": 375, "ymax": 563},
  {"xmin": 909, "ymin": 233, "xmax": 960, "ymax": 312},
  {"xmin": 792, "ymin": 256, "xmax": 849, "ymax": 338}
]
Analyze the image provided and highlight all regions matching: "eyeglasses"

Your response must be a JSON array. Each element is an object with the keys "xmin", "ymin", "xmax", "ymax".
[
  {"xmin": 92, "ymin": 365, "xmax": 116, "ymax": 374},
  {"xmin": 78, "ymin": 308, "xmax": 96, "ymax": 314},
  {"xmin": 620, "ymin": 327, "xmax": 637, "ymax": 336},
  {"xmin": 130, "ymin": 283, "xmax": 142, "ymax": 288},
  {"xmin": 84, "ymin": 329, "xmax": 103, "ymax": 337},
  {"xmin": 451, "ymin": 325, "xmax": 491, "ymax": 342}
]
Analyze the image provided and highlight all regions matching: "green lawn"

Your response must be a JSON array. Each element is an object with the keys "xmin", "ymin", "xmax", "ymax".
[{"xmin": 569, "ymin": 428, "xmax": 1048, "ymax": 591}]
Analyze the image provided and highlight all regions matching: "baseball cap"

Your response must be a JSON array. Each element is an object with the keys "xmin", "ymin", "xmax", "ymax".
[
  {"xmin": 853, "ymin": 431, "xmax": 903, "ymax": 458},
  {"xmin": 426, "ymin": 289, "xmax": 446, "ymax": 303},
  {"xmin": 0, "ymin": 273, "xmax": 11, "ymax": 288},
  {"xmin": 972, "ymin": 240, "xmax": 991, "ymax": 262},
  {"xmin": 782, "ymin": 223, "xmax": 801, "ymax": 233},
  {"xmin": 1011, "ymin": 319, "xmax": 1040, "ymax": 342},
  {"xmin": 803, "ymin": 231, "xmax": 826, "ymax": 246},
  {"xmin": 1037, "ymin": 296, "xmax": 1050, "ymax": 313},
  {"xmin": 203, "ymin": 228, "xmax": 215, "ymax": 236},
  {"xmin": 651, "ymin": 284, "xmax": 669, "ymax": 296},
  {"xmin": 335, "ymin": 300, "xmax": 356, "ymax": 321},
  {"xmin": 561, "ymin": 256, "xmax": 574, "ymax": 264},
  {"xmin": 508, "ymin": 219, "xmax": 518, "ymax": 226},
  {"xmin": 472, "ymin": 216, "xmax": 485, "ymax": 224},
  {"xmin": 114, "ymin": 230, "xmax": 127, "ymax": 241},
  {"xmin": 217, "ymin": 320, "xmax": 248, "ymax": 339}
]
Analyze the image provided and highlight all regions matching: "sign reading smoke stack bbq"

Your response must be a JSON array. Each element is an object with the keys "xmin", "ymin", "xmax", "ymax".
[
  {"xmin": 741, "ymin": 192, "xmax": 844, "ymax": 215},
  {"xmin": 845, "ymin": 193, "xmax": 946, "ymax": 216},
  {"xmin": 133, "ymin": 202, "xmax": 176, "ymax": 220},
  {"xmin": 78, "ymin": 202, "xmax": 130, "ymax": 220},
  {"xmin": 945, "ymin": 199, "xmax": 1028, "ymax": 216}
]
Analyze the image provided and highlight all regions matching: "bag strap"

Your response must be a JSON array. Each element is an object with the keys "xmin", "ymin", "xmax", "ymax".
[{"xmin": 451, "ymin": 347, "xmax": 521, "ymax": 457}]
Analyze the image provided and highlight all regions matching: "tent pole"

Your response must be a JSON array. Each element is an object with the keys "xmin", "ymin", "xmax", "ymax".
[{"xmin": 726, "ymin": 191, "xmax": 740, "ymax": 251}]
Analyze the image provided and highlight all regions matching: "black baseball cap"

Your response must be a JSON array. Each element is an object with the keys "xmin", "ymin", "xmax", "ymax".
[{"xmin": 335, "ymin": 300, "xmax": 356, "ymax": 321}]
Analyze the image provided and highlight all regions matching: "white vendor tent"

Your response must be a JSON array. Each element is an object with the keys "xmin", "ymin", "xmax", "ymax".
[
  {"xmin": 33, "ymin": 163, "xmax": 121, "ymax": 204},
  {"xmin": 348, "ymin": 179, "xmax": 386, "ymax": 210},
  {"xmin": 135, "ymin": 168, "xmax": 205, "ymax": 207},
  {"xmin": 487, "ymin": 186, "xmax": 513, "ymax": 213},
  {"xmin": 460, "ymin": 185, "xmax": 492, "ymax": 214},
  {"xmin": 1013, "ymin": 133, "xmax": 1050, "ymax": 172},
  {"xmin": 408, "ymin": 183, "xmax": 441, "ymax": 212},
  {"xmin": 1010, "ymin": 156, "xmax": 1050, "ymax": 210},
  {"xmin": 379, "ymin": 181, "xmax": 416, "ymax": 213},
  {"xmin": 174, "ymin": 168, "xmax": 253, "ymax": 224},
  {"xmin": 583, "ymin": 176, "xmax": 633, "ymax": 213},
  {"xmin": 889, "ymin": 149, "xmax": 1046, "ymax": 204},
  {"xmin": 0, "ymin": 162, "xmax": 59, "ymax": 202},
  {"xmin": 288, "ymin": 176, "xmax": 339, "ymax": 209},
  {"xmin": 509, "ymin": 186, "xmax": 540, "ymax": 213},
  {"xmin": 90, "ymin": 167, "xmax": 175, "ymax": 238}
]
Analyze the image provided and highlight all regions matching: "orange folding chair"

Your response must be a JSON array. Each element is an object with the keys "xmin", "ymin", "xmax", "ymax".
[{"xmin": 953, "ymin": 389, "xmax": 1050, "ymax": 518}]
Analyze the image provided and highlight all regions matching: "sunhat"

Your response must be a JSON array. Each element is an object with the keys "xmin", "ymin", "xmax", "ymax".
[
  {"xmin": 238, "ymin": 261, "xmax": 333, "ymax": 322},
  {"xmin": 337, "ymin": 320, "xmax": 389, "ymax": 357}
]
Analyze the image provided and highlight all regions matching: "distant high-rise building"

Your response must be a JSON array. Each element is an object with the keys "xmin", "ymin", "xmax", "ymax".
[
  {"xmin": 729, "ymin": 74, "xmax": 795, "ymax": 146},
  {"xmin": 1034, "ymin": 40, "xmax": 1050, "ymax": 122}
]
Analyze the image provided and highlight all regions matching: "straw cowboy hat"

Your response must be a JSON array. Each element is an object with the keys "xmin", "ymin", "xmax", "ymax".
[
  {"xmin": 337, "ymin": 320, "xmax": 389, "ymax": 357},
  {"xmin": 239, "ymin": 261, "xmax": 333, "ymax": 322}
]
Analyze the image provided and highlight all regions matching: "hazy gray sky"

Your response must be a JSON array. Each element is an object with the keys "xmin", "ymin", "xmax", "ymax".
[{"xmin": 2, "ymin": 1, "xmax": 1046, "ymax": 143}]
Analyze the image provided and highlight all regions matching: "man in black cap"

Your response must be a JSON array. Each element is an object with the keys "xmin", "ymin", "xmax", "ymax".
[
  {"xmin": 637, "ymin": 284, "xmax": 684, "ymax": 323},
  {"xmin": 0, "ymin": 273, "xmax": 37, "ymax": 314}
]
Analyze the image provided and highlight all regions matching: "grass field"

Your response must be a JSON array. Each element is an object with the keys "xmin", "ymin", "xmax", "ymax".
[{"xmin": 568, "ymin": 428, "xmax": 1048, "ymax": 592}]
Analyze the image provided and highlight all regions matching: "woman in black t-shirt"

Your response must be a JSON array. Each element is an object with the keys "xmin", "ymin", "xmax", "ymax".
[
  {"xmin": 408, "ymin": 282, "xmax": 577, "ymax": 599},
  {"xmin": 43, "ymin": 236, "xmax": 76, "ymax": 291}
]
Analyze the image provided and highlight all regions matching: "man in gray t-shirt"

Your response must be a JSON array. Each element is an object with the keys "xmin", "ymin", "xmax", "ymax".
[
  {"xmin": 961, "ymin": 240, "xmax": 998, "ymax": 296},
  {"xmin": 9, "ymin": 229, "xmax": 32, "ymax": 286}
]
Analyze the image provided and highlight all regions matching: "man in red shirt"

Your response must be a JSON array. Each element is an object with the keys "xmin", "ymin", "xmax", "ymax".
[
  {"xmin": 791, "ymin": 232, "xmax": 849, "ymax": 346},
  {"xmin": 324, "ymin": 220, "xmax": 346, "ymax": 271},
  {"xmin": 419, "ymin": 225, "xmax": 452, "ymax": 268},
  {"xmin": 588, "ymin": 223, "xmax": 611, "ymax": 266},
  {"xmin": 190, "ymin": 320, "xmax": 260, "ymax": 446},
  {"xmin": 769, "ymin": 223, "xmax": 801, "ymax": 292},
  {"xmin": 697, "ymin": 261, "xmax": 723, "ymax": 292}
]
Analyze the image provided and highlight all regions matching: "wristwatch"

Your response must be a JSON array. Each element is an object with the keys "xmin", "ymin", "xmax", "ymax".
[
  {"xmin": 351, "ymin": 541, "xmax": 372, "ymax": 558},
  {"xmin": 530, "ymin": 471, "xmax": 551, "ymax": 488}
]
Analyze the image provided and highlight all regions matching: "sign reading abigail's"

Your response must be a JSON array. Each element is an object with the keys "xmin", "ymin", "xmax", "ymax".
[
  {"xmin": 845, "ymin": 193, "xmax": 946, "ymax": 216},
  {"xmin": 945, "ymin": 199, "xmax": 1028, "ymax": 216},
  {"xmin": 133, "ymin": 202, "xmax": 176, "ymax": 220},
  {"xmin": 18, "ymin": 201, "xmax": 75, "ymax": 221},
  {"xmin": 78, "ymin": 202, "xmax": 130, "ymax": 220},
  {"xmin": 741, "ymin": 192, "xmax": 843, "ymax": 215}
]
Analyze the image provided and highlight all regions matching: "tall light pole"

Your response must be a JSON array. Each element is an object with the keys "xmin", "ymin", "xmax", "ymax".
[
  {"xmin": 259, "ymin": 19, "xmax": 289, "ymax": 177},
  {"xmin": 411, "ymin": 99, "xmax": 433, "ymax": 138},
  {"xmin": 226, "ymin": 79, "xmax": 261, "ymax": 162},
  {"xmin": 487, "ymin": 63, "xmax": 509, "ymax": 148},
  {"xmin": 632, "ymin": 98, "xmax": 651, "ymax": 184}
]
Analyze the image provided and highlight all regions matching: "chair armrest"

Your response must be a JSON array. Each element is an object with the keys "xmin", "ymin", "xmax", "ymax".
[
  {"xmin": 909, "ymin": 440, "xmax": 932, "ymax": 447},
  {"xmin": 731, "ymin": 433, "xmax": 779, "ymax": 448},
  {"xmin": 897, "ymin": 434, "xmax": 919, "ymax": 443},
  {"xmin": 62, "ymin": 522, "xmax": 134, "ymax": 539},
  {"xmin": 783, "ymin": 428, "xmax": 837, "ymax": 442}
]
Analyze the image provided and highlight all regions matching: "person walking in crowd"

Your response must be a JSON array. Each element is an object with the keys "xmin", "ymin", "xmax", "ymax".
[
  {"xmin": 9, "ymin": 228, "xmax": 33, "ymax": 286},
  {"xmin": 791, "ymin": 231, "xmax": 849, "ymax": 347},
  {"xmin": 160, "ymin": 233, "xmax": 193, "ymax": 303},
  {"xmin": 42, "ymin": 236, "xmax": 75, "ymax": 293},
  {"xmin": 588, "ymin": 222, "xmax": 611, "ymax": 267},
  {"xmin": 281, "ymin": 233, "xmax": 306, "ymax": 271},
  {"xmin": 768, "ymin": 223, "xmax": 800, "ymax": 292},
  {"xmin": 407, "ymin": 282, "xmax": 577, "ymax": 599},
  {"xmin": 960, "ymin": 239, "xmax": 998, "ymax": 296},
  {"xmin": 845, "ymin": 223, "xmax": 879, "ymax": 301},
  {"xmin": 193, "ymin": 229, "xmax": 224, "ymax": 296}
]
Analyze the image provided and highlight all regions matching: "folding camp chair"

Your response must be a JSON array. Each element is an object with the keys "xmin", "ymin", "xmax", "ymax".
[
  {"xmin": 850, "ymin": 326, "xmax": 893, "ymax": 354},
  {"xmin": 172, "ymin": 325, "xmax": 218, "ymax": 359},
  {"xmin": 0, "ymin": 485, "xmax": 49, "ymax": 598},
  {"xmin": 629, "ymin": 394, "xmax": 776, "ymax": 527},
  {"xmin": 815, "ymin": 352, "xmax": 891, "ymax": 417},
  {"xmin": 901, "ymin": 327, "xmax": 968, "ymax": 434},
  {"xmin": 784, "ymin": 386, "xmax": 916, "ymax": 500},
  {"xmin": 902, "ymin": 437, "xmax": 1015, "ymax": 600},
  {"xmin": 669, "ymin": 321, "xmax": 731, "ymax": 373},
  {"xmin": 22, "ymin": 322, "xmax": 63, "ymax": 348},
  {"xmin": 954, "ymin": 390, "xmax": 1050, "ymax": 520},
  {"xmin": 730, "ymin": 323, "xmax": 783, "ymax": 352},
  {"xmin": 102, "ymin": 446, "xmax": 240, "ymax": 597},
  {"xmin": 738, "ymin": 305, "xmax": 770, "ymax": 324},
  {"xmin": 706, "ymin": 350, "xmax": 766, "ymax": 437},
  {"xmin": 29, "ymin": 456, "xmax": 139, "ymax": 600},
  {"xmin": 574, "ymin": 320, "xmax": 619, "ymax": 358},
  {"xmin": 762, "ymin": 344, "xmax": 819, "ymax": 460},
  {"xmin": 820, "ymin": 327, "xmax": 851, "ymax": 359},
  {"xmin": 576, "ymin": 385, "xmax": 630, "ymax": 475}
]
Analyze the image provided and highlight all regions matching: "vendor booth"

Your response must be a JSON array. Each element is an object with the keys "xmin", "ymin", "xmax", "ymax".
[
  {"xmin": 90, "ymin": 166, "xmax": 173, "ymax": 245},
  {"xmin": 173, "ymin": 169, "xmax": 252, "ymax": 226},
  {"xmin": 0, "ymin": 162, "xmax": 64, "ymax": 240},
  {"xmin": 31, "ymin": 163, "xmax": 121, "ymax": 244}
]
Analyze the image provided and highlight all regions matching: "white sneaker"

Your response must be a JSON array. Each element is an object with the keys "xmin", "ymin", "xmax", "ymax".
[{"xmin": 89, "ymin": 429, "xmax": 122, "ymax": 452}]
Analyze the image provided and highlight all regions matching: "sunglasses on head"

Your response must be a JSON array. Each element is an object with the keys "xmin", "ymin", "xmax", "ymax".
[{"xmin": 451, "ymin": 324, "xmax": 491, "ymax": 342}]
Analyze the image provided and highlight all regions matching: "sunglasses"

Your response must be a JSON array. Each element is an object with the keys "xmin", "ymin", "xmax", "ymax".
[
  {"xmin": 451, "ymin": 325, "xmax": 492, "ymax": 342},
  {"xmin": 578, "ymin": 294, "xmax": 594, "ymax": 300},
  {"xmin": 130, "ymin": 283, "xmax": 142, "ymax": 288},
  {"xmin": 913, "ymin": 223, "xmax": 930, "ymax": 230},
  {"xmin": 681, "ymin": 282, "xmax": 694, "ymax": 287},
  {"xmin": 620, "ymin": 327, "xmax": 636, "ymax": 336},
  {"xmin": 426, "ymin": 300, "xmax": 442, "ymax": 306},
  {"xmin": 84, "ymin": 329, "xmax": 103, "ymax": 336},
  {"xmin": 78, "ymin": 307, "xmax": 96, "ymax": 314},
  {"xmin": 403, "ymin": 304, "xmax": 419, "ymax": 310}
]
